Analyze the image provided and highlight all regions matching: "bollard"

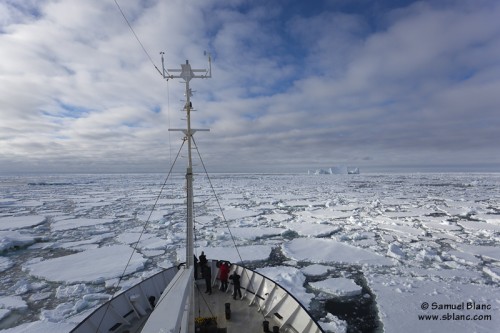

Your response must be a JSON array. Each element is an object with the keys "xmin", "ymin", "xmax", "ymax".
[{"xmin": 225, "ymin": 302, "xmax": 231, "ymax": 320}]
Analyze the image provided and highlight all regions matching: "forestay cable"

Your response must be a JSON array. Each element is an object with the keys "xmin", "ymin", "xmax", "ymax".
[
  {"xmin": 94, "ymin": 140, "xmax": 185, "ymax": 333},
  {"xmin": 113, "ymin": 0, "xmax": 163, "ymax": 77},
  {"xmin": 192, "ymin": 137, "xmax": 266, "ymax": 321}
]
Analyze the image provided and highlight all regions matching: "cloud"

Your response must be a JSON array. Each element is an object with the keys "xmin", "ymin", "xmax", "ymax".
[{"xmin": 0, "ymin": 0, "xmax": 499, "ymax": 173}]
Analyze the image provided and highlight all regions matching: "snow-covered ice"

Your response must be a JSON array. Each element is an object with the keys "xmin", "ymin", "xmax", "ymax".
[
  {"xmin": 0, "ymin": 297, "xmax": 27, "ymax": 312},
  {"xmin": 0, "ymin": 173, "xmax": 499, "ymax": 332},
  {"xmin": 309, "ymin": 277, "xmax": 362, "ymax": 297},
  {"xmin": 283, "ymin": 238, "xmax": 394, "ymax": 266},
  {"xmin": 0, "ymin": 257, "xmax": 13, "ymax": 273},
  {"xmin": 0, "ymin": 216, "xmax": 46, "ymax": 231},
  {"xmin": 50, "ymin": 218, "xmax": 114, "ymax": 232},
  {"xmin": 256, "ymin": 266, "xmax": 314, "ymax": 308},
  {"xmin": 24, "ymin": 245, "xmax": 147, "ymax": 283},
  {"xmin": 301, "ymin": 264, "xmax": 332, "ymax": 277},
  {"xmin": 0, "ymin": 232, "xmax": 36, "ymax": 252}
]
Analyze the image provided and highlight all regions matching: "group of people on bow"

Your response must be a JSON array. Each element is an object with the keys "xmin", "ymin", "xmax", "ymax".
[{"xmin": 195, "ymin": 251, "xmax": 241, "ymax": 299}]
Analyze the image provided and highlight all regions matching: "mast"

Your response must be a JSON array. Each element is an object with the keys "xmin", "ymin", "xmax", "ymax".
[{"xmin": 163, "ymin": 54, "xmax": 212, "ymax": 269}]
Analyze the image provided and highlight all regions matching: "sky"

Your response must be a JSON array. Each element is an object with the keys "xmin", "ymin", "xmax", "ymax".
[{"xmin": 1, "ymin": 0, "xmax": 499, "ymax": 174}]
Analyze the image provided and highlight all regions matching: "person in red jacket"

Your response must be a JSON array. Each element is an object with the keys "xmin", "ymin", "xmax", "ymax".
[{"xmin": 219, "ymin": 262, "xmax": 230, "ymax": 292}]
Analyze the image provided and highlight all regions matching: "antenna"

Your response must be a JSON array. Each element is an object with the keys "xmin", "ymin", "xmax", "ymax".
[
  {"xmin": 160, "ymin": 52, "xmax": 212, "ymax": 81},
  {"xmin": 160, "ymin": 51, "xmax": 166, "ymax": 79}
]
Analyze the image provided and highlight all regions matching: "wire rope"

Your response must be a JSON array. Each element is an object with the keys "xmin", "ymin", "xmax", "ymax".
[
  {"xmin": 113, "ymin": 0, "xmax": 163, "ymax": 76},
  {"xmin": 191, "ymin": 137, "xmax": 266, "ymax": 321},
  {"xmin": 94, "ymin": 140, "xmax": 185, "ymax": 333}
]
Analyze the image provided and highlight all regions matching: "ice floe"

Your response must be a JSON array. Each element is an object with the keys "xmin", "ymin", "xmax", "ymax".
[
  {"xmin": 286, "ymin": 222, "xmax": 341, "ymax": 237},
  {"xmin": 0, "ymin": 216, "xmax": 46, "ymax": 231},
  {"xmin": 386, "ymin": 243, "xmax": 406, "ymax": 260},
  {"xmin": 214, "ymin": 226, "xmax": 284, "ymax": 240},
  {"xmin": 366, "ymin": 272, "xmax": 500, "ymax": 332},
  {"xmin": 0, "ymin": 296, "xmax": 28, "ymax": 312},
  {"xmin": 256, "ymin": 266, "xmax": 314, "ymax": 307},
  {"xmin": 0, "ymin": 257, "xmax": 14, "ymax": 273},
  {"xmin": 456, "ymin": 244, "xmax": 500, "ymax": 261},
  {"xmin": 301, "ymin": 264, "xmax": 332, "ymax": 277},
  {"xmin": 309, "ymin": 277, "xmax": 362, "ymax": 297},
  {"xmin": 318, "ymin": 312, "xmax": 347, "ymax": 333},
  {"xmin": 283, "ymin": 238, "xmax": 394, "ymax": 266},
  {"xmin": 50, "ymin": 217, "xmax": 114, "ymax": 232},
  {"xmin": 0, "ymin": 231, "xmax": 37, "ymax": 252},
  {"xmin": 24, "ymin": 245, "xmax": 147, "ymax": 283},
  {"xmin": 0, "ymin": 321, "xmax": 75, "ymax": 333}
]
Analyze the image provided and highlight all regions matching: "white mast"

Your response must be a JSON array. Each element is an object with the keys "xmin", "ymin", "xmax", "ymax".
[{"xmin": 163, "ymin": 54, "xmax": 211, "ymax": 269}]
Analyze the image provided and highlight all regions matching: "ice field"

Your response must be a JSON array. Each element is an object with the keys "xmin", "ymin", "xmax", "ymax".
[{"xmin": 0, "ymin": 173, "xmax": 499, "ymax": 332}]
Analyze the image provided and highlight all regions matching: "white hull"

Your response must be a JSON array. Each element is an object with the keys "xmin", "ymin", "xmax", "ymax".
[{"xmin": 70, "ymin": 260, "xmax": 323, "ymax": 333}]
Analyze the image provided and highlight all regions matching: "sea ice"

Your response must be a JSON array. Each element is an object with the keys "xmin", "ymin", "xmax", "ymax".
[
  {"xmin": 456, "ymin": 244, "xmax": 500, "ymax": 261},
  {"xmin": 386, "ymin": 243, "xmax": 406, "ymax": 260},
  {"xmin": 55, "ymin": 284, "xmax": 103, "ymax": 299},
  {"xmin": 1, "ymin": 173, "xmax": 499, "ymax": 333},
  {"xmin": 0, "ymin": 216, "xmax": 46, "ymax": 230},
  {"xmin": 0, "ymin": 321, "xmax": 75, "ymax": 333},
  {"xmin": 50, "ymin": 217, "xmax": 114, "ymax": 232},
  {"xmin": 457, "ymin": 221, "xmax": 500, "ymax": 232},
  {"xmin": 214, "ymin": 226, "xmax": 284, "ymax": 240},
  {"xmin": 309, "ymin": 277, "xmax": 362, "ymax": 297},
  {"xmin": 25, "ymin": 245, "xmax": 147, "ymax": 283},
  {"xmin": 256, "ymin": 266, "xmax": 314, "ymax": 308},
  {"xmin": 301, "ymin": 264, "xmax": 332, "ymax": 277},
  {"xmin": 282, "ymin": 238, "xmax": 394, "ymax": 266},
  {"xmin": 53, "ymin": 233, "xmax": 115, "ymax": 250},
  {"xmin": 0, "ymin": 309, "xmax": 10, "ymax": 321},
  {"xmin": 0, "ymin": 296, "xmax": 28, "ymax": 311},
  {"xmin": 116, "ymin": 232, "xmax": 155, "ymax": 245},
  {"xmin": 218, "ymin": 207, "xmax": 259, "ymax": 221},
  {"xmin": 0, "ymin": 231, "xmax": 37, "ymax": 252},
  {"xmin": 377, "ymin": 222, "xmax": 426, "ymax": 240},
  {"xmin": 447, "ymin": 250, "xmax": 481, "ymax": 266},
  {"xmin": 0, "ymin": 257, "xmax": 14, "ymax": 273},
  {"xmin": 286, "ymin": 222, "xmax": 340, "ymax": 237},
  {"xmin": 136, "ymin": 236, "xmax": 169, "ymax": 250},
  {"xmin": 366, "ymin": 272, "xmax": 500, "ymax": 332},
  {"xmin": 483, "ymin": 266, "xmax": 500, "ymax": 281},
  {"xmin": 318, "ymin": 312, "xmax": 347, "ymax": 333}
]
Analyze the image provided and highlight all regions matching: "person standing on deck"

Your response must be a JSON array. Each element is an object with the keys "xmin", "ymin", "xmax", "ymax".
[
  {"xmin": 219, "ymin": 262, "xmax": 229, "ymax": 291},
  {"xmin": 229, "ymin": 271, "xmax": 241, "ymax": 299},
  {"xmin": 203, "ymin": 264, "xmax": 212, "ymax": 294},
  {"xmin": 200, "ymin": 251, "xmax": 208, "ymax": 278},
  {"xmin": 194, "ymin": 255, "xmax": 199, "ymax": 279}
]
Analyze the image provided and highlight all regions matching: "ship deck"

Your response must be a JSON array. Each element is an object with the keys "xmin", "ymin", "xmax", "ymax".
[{"xmin": 193, "ymin": 279, "xmax": 280, "ymax": 333}]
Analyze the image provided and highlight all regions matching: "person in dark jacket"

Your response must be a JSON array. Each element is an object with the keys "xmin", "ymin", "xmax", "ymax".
[
  {"xmin": 229, "ymin": 271, "xmax": 241, "ymax": 299},
  {"xmin": 194, "ymin": 255, "xmax": 199, "ymax": 279},
  {"xmin": 203, "ymin": 264, "xmax": 212, "ymax": 294},
  {"xmin": 199, "ymin": 251, "xmax": 207, "ymax": 278}
]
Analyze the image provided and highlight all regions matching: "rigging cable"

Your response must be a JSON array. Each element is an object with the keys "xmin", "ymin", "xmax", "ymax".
[
  {"xmin": 94, "ymin": 140, "xmax": 186, "ymax": 333},
  {"xmin": 192, "ymin": 137, "xmax": 246, "ymax": 267},
  {"xmin": 113, "ymin": 0, "xmax": 163, "ymax": 77},
  {"xmin": 167, "ymin": 80, "xmax": 173, "ymax": 173},
  {"xmin": 192, "ymin": 136, "xmax": 267, "ymax": 321}
]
